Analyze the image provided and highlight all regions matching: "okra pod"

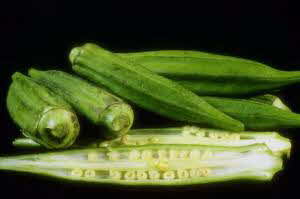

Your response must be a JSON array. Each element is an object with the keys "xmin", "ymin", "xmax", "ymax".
[
  {"xmin": 13, "ymin": 126, "xmax": 291, "ymax": 157},
  {"xmin": 6, "ymin": 72, "xmax": 80, "ymax": 148},
  {"xmin": 118, "ymin": 50, "xmax": 300, "ymax": 96},
  {"xmin": 29, "ymin": 69, "xmax": 134, "ymax": 138},
  {"xmin": 0, "ymin": 144, "xmax": 282, "ymax": 186},
  {"xmin": 70, "ymin": 43, "xmax": 244, "ymax": 132}
]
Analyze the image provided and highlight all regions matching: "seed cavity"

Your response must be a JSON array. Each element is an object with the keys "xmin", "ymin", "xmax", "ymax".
[
  {"xmin": 163, "ymin": 171, "xmax": 175, "ymax": 180},
  {"xmin": 88, "ymin": 152, "xmax": 99, "ymax": 161},
  {"xmin": 124, "ymin": 171, "xmax": 136, "ymax": 180},
  {"xmin": 148, "ymin": 170, "xmax": 160, "ymax": 180},
  {"xmin": 71, "ymin": 168, "xmax": 83, "ymax": 177},
  {"xmin": 85, "ymin": 169, "xmax": 96, "ymax": 177},
  {"xmin": 178, "ymin": 150, "xmax": 189, "ymax": 159},
  {"xmin": 109, "ymin": 170, "xmax": 122, "ymax": 180},
  {"xmin": 148, "ymin": 137, "xmax": 159, "ymax": 144},
  {"xmin": 129, "ymin": 150, "xmax": 140, "ymax": 160},
  {"xmin": 141, "ymin": 150, "xmax": 152, "ymax": 160},
  {"xmin": 177, "ymin": 169, "xmax": 189, "ymax": 179},
  {"xmin": 158, "ymin": 150, "xmax": 167, "ymax": 159},
  {"xmin": 137, "ymin": 170, "xmax": 148, "ymax": 180},
  {"xmin": 169, "ymin": 150, "xmax": 178, "ymax": 160},
  {"xmin": 107, "ymin": 151, "xmax": 120, "ymax": 160}
]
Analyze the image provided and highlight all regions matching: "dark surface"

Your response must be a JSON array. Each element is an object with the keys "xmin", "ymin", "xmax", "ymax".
[{"xmin": 0, "ymin": 1, "xmax": 298, "ymax": 199}]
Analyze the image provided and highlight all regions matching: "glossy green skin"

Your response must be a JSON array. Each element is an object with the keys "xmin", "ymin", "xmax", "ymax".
[
  {"xmin": 118, "ymin": 50, "xmax": 300, "ymax": 96},
  {"xmin": 29, "ymin": 69, "xmax": 134, "ymax": 138},
  {"xmin": 70, "ymin": 43, "xmax": 244, "ymax": 132},
  {"xmin": 6, "ymin": 72, "xmax": 80, "ymax": 148},
  {"xmin": 0, "ymin": 144, "xmax": 282, "ymax": 186},
  {"xmin": 202, "ymin": 96, "xmax": 300, "ymax": 130}
]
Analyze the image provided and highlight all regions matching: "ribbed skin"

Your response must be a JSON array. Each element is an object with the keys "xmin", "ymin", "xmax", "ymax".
[
  {"xmin": 202, "ymin": 96, "xmax": 300, "ymax": 130},
  {"xmin": 6, "ymin": 72, "xmax": 79, "ymax": 148},
  {"xmin": 70, "ymin": 43, "xmax": 244, "ymax": 132},
  {"xmin": 29, "ymin": 69, "xmax": 134, "ymax": 138},
  {"xmin": 118, "ymin": 50, "xmax": 300, "ymax": 96}
]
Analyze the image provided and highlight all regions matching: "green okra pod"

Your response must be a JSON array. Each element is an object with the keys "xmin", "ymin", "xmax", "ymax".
[
  {"xmin": 6, "ymin": 72, "xmax": 80, "ymax": 148},
  {"xmin": 69, "ymin": 43, "xmax": 244, "ymax": 132},
  {"xmin": 29, "ymin": 69, "xmax": 134, "ymax": 139},
  {"xmin": 117, "ymin": 50, "xmax": 300, "ymax": 96},
  {"xmin": 0, "ymin": 144, "xmax": 282, "ymax": 186}
]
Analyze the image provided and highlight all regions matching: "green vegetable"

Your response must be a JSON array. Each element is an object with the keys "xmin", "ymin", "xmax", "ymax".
[
  {"xmin": 69, "ymin": 43, "xmax": 244, "ymax": 132},
  {"xmin": 117, "ymin": 50, "xmax": 300, "ymax": 96},
  {"xmin": 13, "ymin": 126, "xmax": 291, "ymax": 157},
  {"xmin": 200, "ymin": 96, "xmax": 300, "ymax": 130},
  {"xmin": 6, "ymin": 72, "xmax": 80, "ymax": 148},
  {"xmin": 0, "ymin": 144, "xmax": 282, "ymax": 186},
  {"xmin": 29, "ymin": 69, "xmax": 134, "ymax": 139},
  {"xmin": 249, "ymin": 94, "xmax": 291, "ymax": 111}
]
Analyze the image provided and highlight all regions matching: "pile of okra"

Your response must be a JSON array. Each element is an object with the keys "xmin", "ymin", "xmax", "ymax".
[{"xmin": 4, "ymin": 42, "xmax": 300, "ymax": 187}]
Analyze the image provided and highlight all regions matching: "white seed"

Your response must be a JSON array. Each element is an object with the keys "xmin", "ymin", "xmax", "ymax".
[
  {"xmin": 158, "ymin": 150, "xmax": 167, "ymax": 159},
  {"xmin": 200, "ymin": 168, "xmax": 211, "ymax": 177},
  {"xmin": 109, "ymin": 170, "xmax": 122, "ymax": 180},
  {"xmin": 71, "ymin": 168, "xmax": 83, "ymax": 177},
  {"xmin": 141, "ymin": 150, "xmax": 152, "ymax": 160},
  {"xmin": 124, "ymin": 171, "xmax": 136, "ymax": 180},
  {"xmin": 178, "ymin": 150, "xmax": 189, "ymax": 159},
  {"xmin": 136, "ymin": 171, "xmax": 148, "ymax": 180},
  {"xmin": 107, "ymin": 151, "xmax": 120, "ymax": 160},
  {"xmin": 84, "ymin": 169, "xmax": 96, "ymax": 178},
  {"xmin": 177, "ymin": 169, "xmax": 189, "ymax": 179},
  {"xmin": 128, "ymin": 150, "xmax": 140, "ymax": 160},
  {"xmin": 169, "ymin": 150, "xmax": 178, "ymax": 160},
  {"xmin": 148, "ymin": 170, "xmax": 160, "ymax": 180},
  {"xmin": 88, "ymin": 152, "xmax": 99, "ymax": 161},
  {"xmin": 163, "ymin": 171, "xmax": 175, "ymax": 180},
  {"xmin": 189, "ymin": 168, "xmax": 201, "ymax": 177}
]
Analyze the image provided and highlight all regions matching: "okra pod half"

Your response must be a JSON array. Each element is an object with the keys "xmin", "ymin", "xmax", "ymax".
[
  {"xmin": 0, "ymin": 144, "xmax": 282, "ymax": 186},
  {"xmin": 29, "ymin": 69, "xmax": 134, "ymax": 139},
  {"xmin": 69, "ymin": 43, "xmax": 244, "ymax": 132},
  {"xmin": 13, "ymin": 126, "xmax": 291, "ymax": 157},
  {"xmin": 118, "ymin": 50, "xmax": 300, "ymax": 96},
  {"xmin": 6, "ymin": 72, "xmax": 80, "ymax": 148}
]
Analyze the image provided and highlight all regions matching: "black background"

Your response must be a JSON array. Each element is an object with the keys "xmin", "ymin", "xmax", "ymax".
[{"xmin": 0, "ymin": 1, "xmax": 299, "ymax": 199}]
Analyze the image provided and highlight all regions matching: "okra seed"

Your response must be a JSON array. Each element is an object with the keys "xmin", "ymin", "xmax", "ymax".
[
  {"xmin": 148, "ymin": 170, "xmax": 160, "ymax": 180},
  {"xmin": 137, "ymin": 171, "xmax": 148, "ymax": 180},
  {"xmin": 88, "ymin": 152, "xmax": 98, "ymax": 161},
  {"xmin": 109, "ymin": 170, "xmax": 122, "ymax": 180},
  {"xmin": 71, "ymin": 168, "xmax": 83, "ymax": 177},
  {"xmin": 163, "ymin": 171, "xmax": 175, "ymax": 180},
  {"xmin": 85, "ymin": 169, "xmax": 96, "ymax": 178},
  {"xmin": 129, "ymin": 150, "xmax": 140, "ymax": 160},
  {"xmin": 141, "ymin": 150, "xmax": 152, "ymax": 160},
  {"xmin": 107, "ymin": 151, "xmax": 120, "ymax": 160},
  {"xmin": 177, "ymin": 169, "xmax": 189, "ymax": 179},
  {"xmin": 124, "ymin": 171, "xmax": 136, "ymax": 180}
]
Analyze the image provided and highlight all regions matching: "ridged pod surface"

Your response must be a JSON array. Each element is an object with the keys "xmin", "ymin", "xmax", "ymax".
[
  {"xmin": 201, "ymin": 96, "xmax": 300, "ymax": 130},
  {"xmin": 0, "ymin": 144, "xmax": 282, "ymax": 186},
  {"xmin": 6, "ymin": 72, "xmax": 80, "ymax": 148},
  {"xmin": 69, "ymin": 43, "xmax": 244, "ymax": 132},
  {"xmin": 118, "ymin": 50, "xmax": 300, "ymax": 96},
  {"xmin": 29, "ymin": 69, "xmax": 134, "ymax": 139}
]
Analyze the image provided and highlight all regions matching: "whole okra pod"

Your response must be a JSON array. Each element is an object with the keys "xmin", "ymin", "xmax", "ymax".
[{"xmin": 6, "ymin": 72, "xmax": 80, "ymax": 148}]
